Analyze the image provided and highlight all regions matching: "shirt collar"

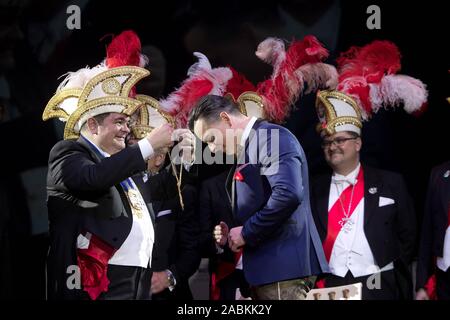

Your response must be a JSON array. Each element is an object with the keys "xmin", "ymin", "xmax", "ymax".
[
  {"xmin": 332, "ymin": 163, "xmax": 361, "ymax": 185},
  {"xmin": 239, "ymin": 117, "xmax": 258, "ymax": 147},
  {"xmin": 81, "ymin": 134, "xmax": 111, "ymax": 158}
]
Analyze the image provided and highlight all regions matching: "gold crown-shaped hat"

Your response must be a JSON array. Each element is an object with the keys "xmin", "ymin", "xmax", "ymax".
[
  {"xmin": 315, "ymin": 90, "xmax": 363, "ymax": 136},
  {"xmin": 224, "ymin": 91, "xmax": 265, "ymax": 119},
  {"xmin": 130, "ymin": 94, "xmax": 174, "ymax": 139},
  {"xmin": 43, "ymin": 66, "xmax": 150, "ymax": 139},
  {"xmin": 42, "ymin": 30, "xmax": 158, "ymax": 140}
]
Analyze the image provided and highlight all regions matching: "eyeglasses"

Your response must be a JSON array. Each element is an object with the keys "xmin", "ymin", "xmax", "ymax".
[{"xmin": 321, "ymin": 137, "xmax": 358, "ymax": 149}]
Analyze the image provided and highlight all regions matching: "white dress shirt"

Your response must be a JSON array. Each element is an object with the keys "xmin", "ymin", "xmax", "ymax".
[
  {"xmin": 233, "ymin": 116, "xmax": 257, "ymax": 270},
  {"xmin": 437, "ymin": 226, "xmax": 450, "ymax": 272},
  {"xmin": 328, "ymin": 163, "xmax": 393, "ymax": 277},
  {"xmin": 108, "ymin": 176, "xmax": 155, "ymax": 268},
  {"xmin": 240, "ymin": 116, "xmax": 258, "ymax": 148}
]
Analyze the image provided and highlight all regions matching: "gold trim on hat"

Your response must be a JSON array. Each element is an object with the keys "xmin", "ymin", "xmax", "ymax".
[
  {"xmin": 101, "ymin": 78, "xmax": 122, "ymax": 95},
  {"xmin": 42, "ymin": 88, "xmax": 83, "ymax": 121},
  {"xmin": 64, "ymin": 96, "xmax": 143, "ymax": 140},
  {"xmin": 327, "ymin": 116, "xmax": 363, "ymax": 131},
  {"xmin": 135, "ymin": 94, "xmax": 173, "ymax": 124},
  {"xmin": 130, "ymin": 94, "xmax": 175, "ymax": 139},
  {"xmin": 45, "ymin": 66, "xmax": 151, "ymax": 140},
  {"xmin": 315, "ymin": 90, "xmax": 362, "ymax": 135},
  {"xmin": 77, "ymin": 66, "xmax": 150, "ymax": 105},
  {"xmin": 225, "ymin": 91, "xmax": 264, "ymax": 117}
]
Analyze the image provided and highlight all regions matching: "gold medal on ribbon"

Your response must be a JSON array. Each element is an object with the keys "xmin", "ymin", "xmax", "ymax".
[{"xmin": 127, "ymin": 189, "xmax": 144, "ymax": 219}]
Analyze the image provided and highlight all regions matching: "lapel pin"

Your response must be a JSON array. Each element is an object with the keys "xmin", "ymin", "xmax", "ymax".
[
  {"xmin": 369, "ymin": 187, "xmax": 377, "ymax": 194},
  {"xmin": 444, "ymin": 170, "xmax": 450, "ymax": 178}
]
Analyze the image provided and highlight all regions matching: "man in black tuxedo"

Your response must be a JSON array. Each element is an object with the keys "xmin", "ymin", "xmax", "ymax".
[
  {"xmin": 46, "ymin": 111, "xmax": 173, "ymax": 300},
  {"xmin": 310, "ymin": 90, "xmax": 417, "ymax": 300},
  {"xmin": 43, "ymin": 30, "xmax": 182, "ymax": 300},
  {"xmin": 416, "ymin": 160, "xmax": 450, "ymax": 300}
]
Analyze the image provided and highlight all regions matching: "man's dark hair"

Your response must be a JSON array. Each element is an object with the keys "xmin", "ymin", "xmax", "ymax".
[
  {"xmin": 81, "ymin": 113, "xmax": 110, "ymax": 132},
  {"xmin": 93, "ymin": 113, "xmax": 109, "ymax": 124},
  {"xmin": 188, "ymin": 95, "xmax": 241, "ymax": 130}
]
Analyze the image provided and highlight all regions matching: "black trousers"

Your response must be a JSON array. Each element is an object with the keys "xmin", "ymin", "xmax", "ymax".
[
  {"xmin": 325, "ymin": 269, "xmax": 399, "ymax": 300},
  {"xmin": 96, "ymin": 265, "xmax": 152, "ymax": 300},
  {"xmin": 436, "ymin": 268, "xmax": 450, "ymax": 300},
  {"xmin": 218, "ymin": 269, "xmax": 250, "ymax": 300}
]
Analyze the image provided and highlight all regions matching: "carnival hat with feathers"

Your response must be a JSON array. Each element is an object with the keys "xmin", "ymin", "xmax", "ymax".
[
  {"xmin": 316, "ymin": 40, "xmax": 428, "ymax": 136},
  {"xmin": 159, "ymin": 35, "xmax": 338, "ymax": 127},
  {"xmin": 42, "ymin": 30, "xmax": 160, "ymax": 140}
]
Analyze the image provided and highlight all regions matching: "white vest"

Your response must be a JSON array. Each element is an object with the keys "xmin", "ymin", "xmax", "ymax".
[{"xmin": 328, "ymin": 164, "xmax": 393, "ymax": 277}]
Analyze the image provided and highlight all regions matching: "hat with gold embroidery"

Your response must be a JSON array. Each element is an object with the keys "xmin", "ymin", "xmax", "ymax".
[
  {"xmin": 316, "ymin": 40, "xmax": 428, "ymax": 136},
  {"xmin": 42, "ymin": 30, "xmax": 152, "ymax": 140},
  {"xmin": 129, "ymin": 94, "xmax": 174, "ymax": 139}
]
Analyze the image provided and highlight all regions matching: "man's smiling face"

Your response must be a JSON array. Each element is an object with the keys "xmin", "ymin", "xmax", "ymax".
[{"xmin": 95, "ymin": 113, "xmax": 131, "ymax": 155}]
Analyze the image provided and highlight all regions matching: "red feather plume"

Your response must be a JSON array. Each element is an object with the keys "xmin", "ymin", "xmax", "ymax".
[
  {"xmin": 224, "ymin": 66, "xmax": 256, "ymax": 99},
  {"xmin": 337, "ymin": 40, "xmax": 401, "ymax": 84},
  {"xmin": 256, "ymin": 35, "xmax": 331, "ymax": 123},
  {"xmin": 336, "ymin": 40, "xmax": 427, "ymax": 118},
  {"xmin": 106, "ymin": 30, "xmax": 142, "ymax": 68}
]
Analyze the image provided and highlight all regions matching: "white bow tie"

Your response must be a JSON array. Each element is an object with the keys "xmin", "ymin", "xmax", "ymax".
[{"xmin": 332, "ymin": 176, "xmax": 357, "ymax": 186}]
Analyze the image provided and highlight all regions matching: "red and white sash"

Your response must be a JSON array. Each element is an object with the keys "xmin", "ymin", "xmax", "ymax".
[{"xmin": 323, "ymin": 167, "xmax": 365, "ymax": 262}]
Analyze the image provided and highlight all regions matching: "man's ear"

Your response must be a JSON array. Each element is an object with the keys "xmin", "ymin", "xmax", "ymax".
[
  {"xmin": 87, "ymin": 118, "xmax": 98, "ymax": 135},
  {"xmin": 155, "ymin": 154, "xmax": 165, "ymax": 167},
  {"xmin": 219, "ymin": 111, "xmax": 232, "ymax": 127},
  {"xmin": 355, "ymin": 137, "xmax": 362, "ymax": 152}
]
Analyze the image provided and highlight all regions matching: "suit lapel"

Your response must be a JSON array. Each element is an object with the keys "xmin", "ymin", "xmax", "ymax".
[
  {"xmin": 363, "ymin": 165, "xmax": 381, "ymax": 227},
  {"xmin": 225, "ymin": 164, "xmax": 235, "ymax": 206},
  {"xmin": 220, "ymin": 172, "xmax": 233, "ymax": 213},
  {"xmin": 78, "ymin": 136, "xmax": 103, "ymax": 163},
  {"xmin": 315, "ymin": 175, "xmax": 331, "ymax": 232},
  {"xmin": 76, "ymin": 137, "xmax": 141, "ymax": 226},
  {"xmin": 78, "ymin": 136, "xmax": 132, "ymax": 218},
  {"xmin": 226, "ymin": 119, "xmax": 264, "ymax": 217}
]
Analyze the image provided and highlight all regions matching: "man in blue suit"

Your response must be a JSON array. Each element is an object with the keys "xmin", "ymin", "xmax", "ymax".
[{"xmin": 189, "ymin": 95, "xmax": 329, "ymax": 300}]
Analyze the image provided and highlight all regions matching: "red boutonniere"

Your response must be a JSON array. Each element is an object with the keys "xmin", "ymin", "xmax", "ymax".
[{"xmin": 233, "ymin": 171, "xmax": 244, "ymax": 182}]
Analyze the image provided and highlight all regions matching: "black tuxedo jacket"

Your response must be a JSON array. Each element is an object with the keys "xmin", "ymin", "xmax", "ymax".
[
  {"xmin": 416, "ymin": 161, "xmax": 450, "ymax": 289},
  {"xmin": 136, "ymin": 166, "xmax": 200, "ymax": 300},
  {"xmin": 310, "ymin": 165, "xmax": 417, "ymax": 297},
  {"xmin": 46, "ymin": 137, "xmax": 148, "ymax": 299}
]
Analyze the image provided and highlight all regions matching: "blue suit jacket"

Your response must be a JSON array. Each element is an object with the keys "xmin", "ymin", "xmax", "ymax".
[{"xmin": 230, "ymin": 120, "xmax": 329, "ymax": 286}]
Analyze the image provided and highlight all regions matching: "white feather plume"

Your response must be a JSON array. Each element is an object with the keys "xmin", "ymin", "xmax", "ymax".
[{"xmin": 57, "ymin": 62, "xmax": 108, "ymax": 92}]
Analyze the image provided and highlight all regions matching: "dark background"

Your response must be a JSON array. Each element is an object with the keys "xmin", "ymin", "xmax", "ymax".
[{"xmin": 0, "ymin": 0, "xmax": 448, "ymax": 299}]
